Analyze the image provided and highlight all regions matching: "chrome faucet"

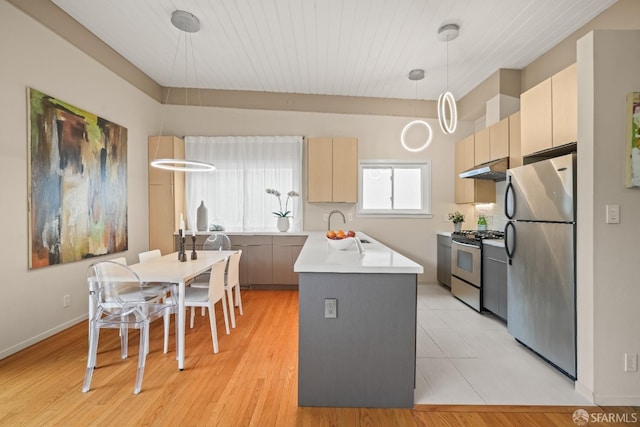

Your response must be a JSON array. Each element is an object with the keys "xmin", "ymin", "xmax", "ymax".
[{"xmin": 327, "ymin": 210, "xmax": 346, "ymax": 231}]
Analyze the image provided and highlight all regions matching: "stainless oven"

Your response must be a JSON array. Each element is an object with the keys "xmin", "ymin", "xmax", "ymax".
[{"xmin": 451, "ymin": 240, "xmax": 482, "ymax": 311}]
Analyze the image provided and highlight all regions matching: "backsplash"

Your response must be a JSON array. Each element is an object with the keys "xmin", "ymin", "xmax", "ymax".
[{"xmin": 473, "ymin": 181, "xmax": 508, "ymax": 231}]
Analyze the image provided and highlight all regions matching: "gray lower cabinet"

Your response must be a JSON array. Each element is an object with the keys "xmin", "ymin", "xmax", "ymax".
[
  {"xmin": 272, "ymin": 236, "xmax": 307, "ymax": 287},
  {"xmin": 482, "ymin": 244, "xmax": 507, "ymax": 321},
  {"xmin": 176, "ymin": 233, "xmax": 307, "ymax": 288},
  {"xmin": 436, "ymin": 234, "xmax": 452, "ymax": 287}
]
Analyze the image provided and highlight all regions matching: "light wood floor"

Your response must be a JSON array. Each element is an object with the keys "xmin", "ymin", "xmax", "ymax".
[{"xmin": 0, "ymin": 289, "xmax": 636, "ymax": 426}]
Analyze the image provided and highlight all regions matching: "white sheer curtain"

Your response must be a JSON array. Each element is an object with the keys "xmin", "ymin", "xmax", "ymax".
[{"xmin": 185, "ymin": 136, "xmax": 303, "ymax": 232}]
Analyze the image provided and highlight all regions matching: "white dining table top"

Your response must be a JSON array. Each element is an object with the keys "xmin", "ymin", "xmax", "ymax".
[{"xmin": 129, "ymin": 250, "xmax": 235, "ymax": 284}]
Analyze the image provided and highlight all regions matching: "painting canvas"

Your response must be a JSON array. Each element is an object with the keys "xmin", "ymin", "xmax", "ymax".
[
  {"xmin": 626, "ymin": 92, "xmax": 640, "ymax": 188},
  {"xmin": 28, "ymin": 88, "xmax": 128, "ymax": 269}
]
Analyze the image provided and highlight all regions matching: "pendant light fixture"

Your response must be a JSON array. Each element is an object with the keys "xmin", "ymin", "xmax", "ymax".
[
  {"xmin": 150, "ymin": 10, "xmax": 215, "ymax": 173},
  {"xmin": 400, "ymin": 69, "xmax": 433, "ymax": 153},
  {"xmin": 437, "ymin": 23, "xmax": 460, "ymax": 135}
]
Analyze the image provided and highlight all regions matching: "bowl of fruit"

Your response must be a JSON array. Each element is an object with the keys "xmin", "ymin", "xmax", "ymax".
[{"xmin": 326, "ymin": 229, "xmax": 357, "ymax": 250}]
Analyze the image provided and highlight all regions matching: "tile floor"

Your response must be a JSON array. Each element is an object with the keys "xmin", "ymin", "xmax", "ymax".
[{"xmin": 414, "ymin": 283, "xmax": 594, "ymax": 406}]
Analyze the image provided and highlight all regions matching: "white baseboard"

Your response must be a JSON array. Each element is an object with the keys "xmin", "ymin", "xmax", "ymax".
[
  {"xmin": 594, "ymin": 394, "xmax": 640, "ymax": 406},
  {"xmin": 0, "ymin": 314, "xmax": 87, "ymax": 361},
  {"xmin": 575, "ymin": 380, "xmax": 596, "ymax": 403}
]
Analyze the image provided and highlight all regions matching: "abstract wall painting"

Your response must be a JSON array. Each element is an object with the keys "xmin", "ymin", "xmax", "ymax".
[
  {"xmin": 626, "ymin": 92, "xmax": 640, "ymax": 188},
  {"xmin": 28, "ymin": 88, "xmax": 128, "ymax": 269}
]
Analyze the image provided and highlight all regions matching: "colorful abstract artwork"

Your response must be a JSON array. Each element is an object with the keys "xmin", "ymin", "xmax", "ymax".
[
  {"xmin": 28, "ymin": 88, "xmax": 128, "ymax": 269},
  {"xmin": 627, "ymin": 92, "xmax": 640, "ymax": 188}
]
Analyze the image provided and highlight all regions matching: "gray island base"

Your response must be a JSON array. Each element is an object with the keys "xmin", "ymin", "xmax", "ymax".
[
  {"xmin": 294, "ymin": 232, "xmax": 422, "ymax": 408},
  {"xmin": 298, "ymin": 272, "xmax": 417, "ymax": 408}
]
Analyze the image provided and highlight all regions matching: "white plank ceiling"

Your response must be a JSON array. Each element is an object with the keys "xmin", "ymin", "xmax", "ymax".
[{"xmin": 51, "ymin": 0, "xmax": 617, "ymax": 101}]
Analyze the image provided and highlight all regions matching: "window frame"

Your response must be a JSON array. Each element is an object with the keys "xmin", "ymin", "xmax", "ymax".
[{"xmin": 356, "ymin": 160, "xmax": 432, "ymax": 218}]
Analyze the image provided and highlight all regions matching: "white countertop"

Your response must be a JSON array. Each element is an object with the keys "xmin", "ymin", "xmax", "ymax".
[
  {"xmin": 483, "ymin": 239, "xmax": 505, "ymax": 248},
  {"xmin": 294, "ymin": 231, "xmax": 423, "ymax": 274},
  {"xmin": 174, "ymin": 230, "xmax": 308, "ymax": 236},
  {"xmin": 437, "ymin": 231, "xmax": 452, "ymax": 237}
]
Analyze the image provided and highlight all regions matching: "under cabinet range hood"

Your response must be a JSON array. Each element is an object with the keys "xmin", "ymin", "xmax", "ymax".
[{"xmin": 459, "ymin": 157, "xmax": 509, "ymax": 181}]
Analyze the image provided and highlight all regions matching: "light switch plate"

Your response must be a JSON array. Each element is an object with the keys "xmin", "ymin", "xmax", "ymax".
[
  {"xmin": 606, "ymin": 204, "xmax": 620, "ymax": 224},
  {"xmin": 324, "ymin": 298, "xmax": 337, "ymax": 318}
]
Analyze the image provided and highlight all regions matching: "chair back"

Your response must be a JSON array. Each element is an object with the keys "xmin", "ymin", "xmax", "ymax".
[
  {"xmin": 87, "ymin": 261, "xmax": 148, "ymax": 320},
  {"xmin": 138, "ymin": 249, "xmax": 161, "ymax": 263},
  {"xmin": 227, "ymin": 250, "xmax": 242, "ymax": 287},
  {"xmin": 208, "ymin": 257, "xmax": 229, "ymax": 302},
  {"xmin": 203, "ymin": 233, "xmax": 231, "ymax": 251},
  {"xmin": 111, "ymin": 257, "xmax": 127, "ymax": 265}
]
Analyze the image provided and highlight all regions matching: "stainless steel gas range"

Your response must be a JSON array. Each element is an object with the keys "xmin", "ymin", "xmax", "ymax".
[{"xmin": 450, "ymin": 230, "xmax": 504, "ymax": 312}]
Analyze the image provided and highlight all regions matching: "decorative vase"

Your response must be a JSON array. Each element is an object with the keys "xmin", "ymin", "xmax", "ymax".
[
  {"xmin": 277, "ymin": 217, "xmax": 290, "ymax": 232},
  {"xmin": 197, "ymin": 201, "xmax": 208, "ymax": 231},
  {"xmin": 453, "ymin": 222, "xmax": 462, "ymax": 232}
]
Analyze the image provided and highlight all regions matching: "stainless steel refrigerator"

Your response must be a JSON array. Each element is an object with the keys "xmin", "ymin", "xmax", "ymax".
[{"xmin": 504, "ymin": 152, "xmax": 576, "ymax": 379}]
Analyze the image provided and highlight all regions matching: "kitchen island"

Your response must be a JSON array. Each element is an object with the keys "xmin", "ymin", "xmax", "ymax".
[{"xmin": 294, "ymin": 232, "xmax": 423, "ymax": 408}]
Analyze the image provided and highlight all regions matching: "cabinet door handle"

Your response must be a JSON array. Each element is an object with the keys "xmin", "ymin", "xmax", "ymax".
[{"xmin": 487, "ymin": 257, "xmax": 507, "ymax": 264}]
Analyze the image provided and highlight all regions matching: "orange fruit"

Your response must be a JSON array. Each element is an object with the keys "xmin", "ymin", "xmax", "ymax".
[
  {"xmin": 336, "ymin": 230, "xmax": 345, "ymax": 239},
  {"xmin": 327, "ymin": 230, "xmax": 336, "ymax": 239}
]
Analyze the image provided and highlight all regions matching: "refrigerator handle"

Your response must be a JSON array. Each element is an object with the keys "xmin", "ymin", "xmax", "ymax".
[
  {"xmin": 504, "ymin": 221, "xmax": 516, "ymax": 265},
  {"xmin": 505, "ymin": 176, "xmax": 515, "ymax": 220}
]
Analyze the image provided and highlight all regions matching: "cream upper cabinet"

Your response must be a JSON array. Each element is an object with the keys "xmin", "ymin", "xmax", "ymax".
[
  {"xmin": 509, "ymin": 112, "xmax": 522, "ymax": 168},
  {"xmin": 474, "ymin": 127, "xmax": 491, "ymax": 165},
  {"xmin": 552, "ymin": 63, "xmax": 577, "ymax": 147},
  {"xmin": 490, "ymin": 117, "xmax": 510, "ymax": 160},
  {"xmin": 455, "ymin": 134, "xmax": 495, "ymax": 204},
  {"xmin": 521, "ymin": 63, "xmax": 577, "ymax": 157},
  {"xmin": 307, "ymin": 137, "xmax": 358, "ymax": 203},
  {"xmin": 475, "ymin": 117, "xmax": 510, "ymax": 166},
  {"xmin": 148, "ymin": 136, "xmax": 185, "ymax": 255},
  {"xmin": 521, "ymin": 78, "xmax": 553, "ymax": 156}
]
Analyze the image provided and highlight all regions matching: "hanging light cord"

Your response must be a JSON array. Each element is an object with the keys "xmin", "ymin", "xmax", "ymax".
[{"xmin": 152, "ymin": 30, "xmax": 183, "ymax": 162}]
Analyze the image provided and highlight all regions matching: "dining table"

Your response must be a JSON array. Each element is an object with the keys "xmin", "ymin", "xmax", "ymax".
[{"xmin": 129, "ymin": 250, "xmax": 236, "ymax": 370}]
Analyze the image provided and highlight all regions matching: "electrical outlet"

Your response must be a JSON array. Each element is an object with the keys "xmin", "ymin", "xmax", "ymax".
[
  {"xmin": 348, "ymin": 212, "xmax": 353, "ymax": 221},
  {"xmin": 624, "ymin": 353, "xmax": 638, "ymax": 372},
  {"xmin": 324, "ymin": 298, "xmax": 337, "ymax": 318},
  {"xmin": 323, "ymin": 213, "xmax": 329, "ymax": 222},
  {"xmin": 63, "ymin": 294, "xmax": 71, "ymax": 308},
  {"xmin": 444, "ymin": 214, "xmax": 450, "ymax": 222}
]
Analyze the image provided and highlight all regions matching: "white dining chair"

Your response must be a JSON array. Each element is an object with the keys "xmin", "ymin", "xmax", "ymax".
[
  {"xmin": 225, "ymin": 250, "xmax": 243, "ymax": 328},
  {"xmin": 138, "ymin": 249, "xmax": 176, "ymax": 354},
  {"xmin": 184, "ymin": 257, "xmax": 230, "ymax": 353},
  {"xmin": 190, "ymin": 233, "xmax": 232, "ymax": 316}
]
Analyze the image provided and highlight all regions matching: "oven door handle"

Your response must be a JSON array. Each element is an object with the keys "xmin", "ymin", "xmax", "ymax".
[{"xmin": 452, "ymin": 241, "xmax": 480, "ymax": 249}]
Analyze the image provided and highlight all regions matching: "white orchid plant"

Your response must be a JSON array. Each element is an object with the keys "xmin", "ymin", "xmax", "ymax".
[{"xmin": 266, "ymin": 188, "xmax": 300, "ymax": 217}]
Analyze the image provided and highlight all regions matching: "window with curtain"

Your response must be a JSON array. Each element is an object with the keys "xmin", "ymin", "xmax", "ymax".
[{"xmin": 185, "ymin": 136, "xmax": 303, "ymax": 232}]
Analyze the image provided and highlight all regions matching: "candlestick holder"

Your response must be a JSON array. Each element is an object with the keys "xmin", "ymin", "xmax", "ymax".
[
  {"xmin": 191, "ymin": 235, "xmax": 198, "ymax": 260},
  {"xmin": 180, "ymin": 236, "xmax": 187, "ymax": 262},
  {"xmin": 178, "ymin": 229, "xmax": 184, "ymax": 260}
]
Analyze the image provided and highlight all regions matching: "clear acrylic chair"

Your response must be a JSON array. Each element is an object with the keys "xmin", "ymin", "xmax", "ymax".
[
  {"xmin": 202, "ymin": 233, "xmax": 231, "ymax": 251},
  {"xmin": 225, "ymin": 250, "xmax": 243, "ymax": 328},
  {"xmin": 184, "ymin": 257, "xmax": 230, "ymax": 352},
  {"xmin": 87, "ymin": 256, "xmax": 168, "ymax": 351},
  {"xmin": 83, "ymin": 260, "xmax": 176, "ymax": 394}
]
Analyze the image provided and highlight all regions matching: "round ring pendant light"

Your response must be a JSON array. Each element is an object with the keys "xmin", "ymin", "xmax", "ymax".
[
  {"xmin": 437, "ymin": 91, "xmax": 457, "ymax": 134},
  {"xmin": 151, "ymin": 159, "xmax": 216, "ymax": 172},
  {"xmin": 400, "ymin": 69, "xmax": 433, "ymax": 152},
  {"xmin": 437, "ymin": 24, "xmax": 460, "ymax": 135},
  {"xmin": 401, "ymin": 120, "xmax": 433, "ymax": 152},
  {"xmin": 150, "ymin": 10, "xmax": 215, "ymax": 173}
]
